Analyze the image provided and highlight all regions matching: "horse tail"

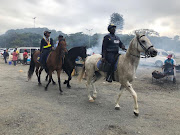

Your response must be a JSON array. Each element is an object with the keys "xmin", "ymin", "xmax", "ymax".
[
  {"xmin": 28, "ymin": 53, "xmax": 35, "ymax": 80},
  {"xmin": 78, "ymin": 64, "xmax": 85, "ymax": 82}
]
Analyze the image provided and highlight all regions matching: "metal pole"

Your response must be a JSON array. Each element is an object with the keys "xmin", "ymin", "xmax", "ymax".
[
  {"xmin": 86, "ymin": 29, "xmax": 93, "ymax": 48},
  {"xmin": 33, "ymin": 17, "xmax": 36, "ymax": 28}
]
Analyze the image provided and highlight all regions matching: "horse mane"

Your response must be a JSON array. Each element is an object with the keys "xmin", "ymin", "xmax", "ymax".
[{"xmin": 68, "ymin": 46, "xmax": 86, "ymax": 53}]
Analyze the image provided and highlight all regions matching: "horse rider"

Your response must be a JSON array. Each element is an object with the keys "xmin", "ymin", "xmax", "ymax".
[
  {"xmin": 40, "ymin": 31, "xmax": 54, "ymax": 70},
  {"xmin": 102, "ymin": 24, "xmax": 126, "ymax": 82}
]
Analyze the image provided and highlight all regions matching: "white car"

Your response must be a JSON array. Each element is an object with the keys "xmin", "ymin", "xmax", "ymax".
[{"xmin": 140, "ymin": 55, "xmax": 166, "ymax": 67}]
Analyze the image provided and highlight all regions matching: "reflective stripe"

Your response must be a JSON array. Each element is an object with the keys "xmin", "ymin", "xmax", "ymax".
[{"xmin": 43, "ymin": 44, "xmax": 51, "ymax": 48}]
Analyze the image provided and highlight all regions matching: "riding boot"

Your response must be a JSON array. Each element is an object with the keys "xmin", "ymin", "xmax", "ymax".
[
  {"xmin": 106, "ymin": 64, "xmax": 115, "ymax": 82},
  {"xmin": 106, "ymin": 66, "xmax": 113, "ymax": 83}
]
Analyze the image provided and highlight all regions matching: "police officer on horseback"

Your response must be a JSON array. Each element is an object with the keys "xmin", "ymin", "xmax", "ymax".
[
  {"xmin": 40, "ymin": 31, "xmax": 54, "ymax": 70},
  {"xmin": 102, "ymin": 24, "xmax": 126, "ymax": 82}
]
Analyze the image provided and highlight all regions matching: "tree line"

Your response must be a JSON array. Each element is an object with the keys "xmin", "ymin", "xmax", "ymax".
[{"xmin": 0, "ymin": 27, "xmax": 180, "ymax": 52}]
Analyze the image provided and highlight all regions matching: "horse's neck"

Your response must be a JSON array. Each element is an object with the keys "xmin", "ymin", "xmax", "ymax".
[
  {"xmin": 68, "ymin": 49, "xmax": 79, "ymax": 61},
  {"xmin": 125, "ymin": 38, "xmax": 140, "ymax": 69},
  {"xmin": 54, "ymin": 44, "xmax": 63, "ymax": 61}
]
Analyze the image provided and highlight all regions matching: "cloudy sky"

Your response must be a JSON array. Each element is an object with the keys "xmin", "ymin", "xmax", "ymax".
[{"xmin": 0, "ymin": 0, "xmax": 179, "ymax": 37}]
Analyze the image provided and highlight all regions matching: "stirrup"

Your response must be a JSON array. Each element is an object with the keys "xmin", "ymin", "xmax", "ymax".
[{"xmin": 106, "ymin": 75, "xmax": 112, "ymax": 82}]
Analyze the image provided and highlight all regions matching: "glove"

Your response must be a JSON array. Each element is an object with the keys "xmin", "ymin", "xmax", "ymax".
[{"xmin": 121, "ymin": 45, "xmax": 126, "ymax": 50}]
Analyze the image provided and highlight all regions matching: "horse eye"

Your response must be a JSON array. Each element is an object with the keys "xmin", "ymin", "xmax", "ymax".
[{"xmin": 141, "ymin": 40, "xmax": 146, "ymax": 43}]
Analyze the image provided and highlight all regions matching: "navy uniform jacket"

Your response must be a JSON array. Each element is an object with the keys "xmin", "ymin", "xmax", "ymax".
[
  {"xmin": 102, "ymin": 34, "xmax": 124, "ymax": 58},
  {"xmin": 40, "ymin": 38, "xmax": 54, "ymax": 52}
]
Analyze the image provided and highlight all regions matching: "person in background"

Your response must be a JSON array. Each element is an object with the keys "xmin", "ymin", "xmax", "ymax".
[
  {"xmin": 23, "ymin": 49, "xmax": 28, "ymax": 65},
  {"xmin": 12, "ymin": 50, "xmax": 18, "ymax": 66},
  {"xmin": 3, "ymin": 49, "xmax": 9, "ymax": 63},
  {"xmin": 15, "ymin": 48, "xmax": 20, "ymax": 64},
  {"xmin": 54, "ymin": 35, "xmax": 64, "ymax": 49},
  {"xmin": 163, "ymin": 54, "xmax": 176, "ymax": 69}
]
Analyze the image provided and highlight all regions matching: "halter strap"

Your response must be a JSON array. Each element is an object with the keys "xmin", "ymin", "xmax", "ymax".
[
  {"xmin": 137, "ymin": 35, "xmax": 154, "ymax": 58},
  {"xmin": 130, "ymin": 35, "xmax": 153, "ymax": 58}
]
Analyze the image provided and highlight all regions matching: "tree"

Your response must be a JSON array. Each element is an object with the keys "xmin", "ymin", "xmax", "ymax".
[
  {"xmin": 174, "ymin": 35, "xmax": 179, "ymax": 41},
  {"xmin": 109, "ymin": 13, "xmax": 124, "ymax": 33}
]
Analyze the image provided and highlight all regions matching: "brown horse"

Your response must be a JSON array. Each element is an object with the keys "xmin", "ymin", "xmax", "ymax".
[{"xmin": 28, "ymin": 38, "xmax": 67, "ymax": 94}]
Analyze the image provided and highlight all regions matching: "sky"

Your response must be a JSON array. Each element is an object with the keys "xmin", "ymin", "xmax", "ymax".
[{"xmin": 0, "ymin": 0, "xmax": 180, "ymax": 37}]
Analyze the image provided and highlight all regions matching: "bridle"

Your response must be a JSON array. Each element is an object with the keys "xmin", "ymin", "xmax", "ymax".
[{"xmin": 130, "ymin": 35, "xmax": 154, "ymax": 58}]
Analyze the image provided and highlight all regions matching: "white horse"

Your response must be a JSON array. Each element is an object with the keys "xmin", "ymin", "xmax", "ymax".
[{"xmin": 78, "ymin": 33, "xmax": 157, "ymax": 116}]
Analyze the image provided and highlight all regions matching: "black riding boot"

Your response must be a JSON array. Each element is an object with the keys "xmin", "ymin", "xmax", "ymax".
[{"xmin": 106, "ymin": 65, "xmax": 114, "ymax": 82}]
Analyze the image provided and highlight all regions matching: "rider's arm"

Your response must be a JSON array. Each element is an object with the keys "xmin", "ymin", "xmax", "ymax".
[
  {"xmin": 102, "ymin": 36, "xmax": 108, "ymax": 58},
  {"xmin": 50, "ymin": 38, "xmax": 55, "ymax": 50},
  {"xmin": 40, "ymin": 39, "xmax": 44, "ymax": 52},
  {"xmin": 118, "ymin": 38, "xmax": 126, "ymax": 50}
]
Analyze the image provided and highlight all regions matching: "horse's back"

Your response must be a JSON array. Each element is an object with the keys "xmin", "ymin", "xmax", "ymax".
[
  {"xmin": 33, "ymin": 50, "xmax": 40, "ymax": 62},
  {"xmin": 86, "ymin": 54, "xmax": 101, "ymax": 64}
]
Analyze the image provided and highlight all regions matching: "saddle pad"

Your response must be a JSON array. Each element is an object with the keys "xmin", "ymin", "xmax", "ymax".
[{"xmin": 97, "ymin": 56, "xmax": 119, "ymax": 71}]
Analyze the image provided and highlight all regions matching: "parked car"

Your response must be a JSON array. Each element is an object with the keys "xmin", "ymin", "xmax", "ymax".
[
  {"xmin": 16, "ymin": 47, "xmax": 39, "ymax": 64},
  {"xmin": 140, "ymin": 49, "xmax": 168, "ymax": 67},
  {"xmin": 140, "ymin": 55, "xmax": 166, "ymax": 67}
]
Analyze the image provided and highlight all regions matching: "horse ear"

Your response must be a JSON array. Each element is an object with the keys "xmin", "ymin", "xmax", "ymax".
[{"xmin": 135, "ymin": 31, "xmax": 139, "ymax": 38}]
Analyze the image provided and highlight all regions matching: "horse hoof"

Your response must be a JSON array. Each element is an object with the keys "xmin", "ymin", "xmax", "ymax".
[
  {"xmin": 45, "ymin": 87, "xmax": 48, "ymax": 91},
  {"xmin": 134, "ymin": 111, "xmax": 139, "ymax": 117},
  {"xmin": 89, "ymin": 99, "xmax": 95, "ymax": 102},
  {"xmin": 92, "ymin": 95, "xmax": 97, "ymax": 99},
  {"xmin": 38, "ymin": 83, "xmax": 42, "ymax": 86},
  {"xmin": 52, "ymin": 82, "xmax": 56, "ymax": 85},
  {"xmin": 115, "ymin": 107, "xmax": 120, "ymax": 110},
  {"xmin": 64, "ymin": 81, "xmax": 67, "ymax": 84},
  {"xmin": 67, "ymin": 85, "xmax": 71, "ymax": 89}
]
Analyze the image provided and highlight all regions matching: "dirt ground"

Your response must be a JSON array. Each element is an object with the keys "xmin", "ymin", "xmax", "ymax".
[{"xmin": 0, "ymin": 58, "xmax": 180, "ymax": 135}]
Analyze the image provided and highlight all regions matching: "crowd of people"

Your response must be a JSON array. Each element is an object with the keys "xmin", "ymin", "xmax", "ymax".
[{"xmin": 1, "ymin": 48, "xmax": 29, "ymax": 66}]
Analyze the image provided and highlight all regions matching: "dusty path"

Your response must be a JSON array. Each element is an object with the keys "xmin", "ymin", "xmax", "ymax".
[{"xmin": 0, "ymin": 59, "xmax": 180, "ymax": 135}]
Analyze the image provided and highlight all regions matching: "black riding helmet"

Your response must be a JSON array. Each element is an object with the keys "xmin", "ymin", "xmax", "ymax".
[
  {"xmin": 108, "ymin": 24, "xmax": 116, "ymax": 32},
  {"xmin": 58, "ymin": 34, "xmax": 63, "ymax": 38},
  {"xmin": 44, "ymin": 31, "xmax": 51, "ymax": 36}
]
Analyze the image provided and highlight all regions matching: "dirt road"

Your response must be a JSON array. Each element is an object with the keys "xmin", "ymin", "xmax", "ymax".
[{"xmin": 0, "ymin": 59, "xmax": 180, "ymax": 135}]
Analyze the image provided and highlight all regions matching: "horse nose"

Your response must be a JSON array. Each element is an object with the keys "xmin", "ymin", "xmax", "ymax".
[
  {"xmin": 151, "ymin": 50, "xmax": 157, "ymax": 57},
  {"xmin": 153, "ymin": 50, "xmax": 157, "ymax": 55}
]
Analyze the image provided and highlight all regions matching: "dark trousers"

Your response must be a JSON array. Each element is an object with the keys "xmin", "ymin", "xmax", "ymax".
[
  {"xmin": 4, "ymin": 57, "xmax": 7, "ymax": 63},
  {"xmin": 13, "ymin": 60, "xmax": 17, "ymax": 66},
  {"xmin": 23, "ymin": 58, "xmax": 27, "ymax": 65},
  {"xmin": 105, "ymin": 52, "xmax": 118, "ymax": 81},
  {"xmin": 106, "ymin": 52, "xmax": 117, "ymax": 64},
  {"xmin": 41, "ymin": 49, "xmax": 50, "ymax": 68}
]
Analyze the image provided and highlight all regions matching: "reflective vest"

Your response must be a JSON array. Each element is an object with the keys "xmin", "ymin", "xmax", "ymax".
[{"xmin": 43, "ymin": 38, "xmax": 52, "ymax": 48}]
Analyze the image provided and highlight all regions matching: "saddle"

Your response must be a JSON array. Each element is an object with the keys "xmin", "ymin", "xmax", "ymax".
[
  {"xmin": 97, "ymin": 54, "xmax": 120, "ymax": 72},
  {"xmin": 37, "ymin": 52, "xmax": 51, "ymax": 63}
]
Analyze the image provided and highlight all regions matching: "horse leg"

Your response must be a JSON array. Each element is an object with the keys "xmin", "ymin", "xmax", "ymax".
[
  {"xmin": 115, "ymin": 85, "xmax": 125, "ymax": 110},
  {"xmin": 57, "ymin": 70, "xmax": 63, "ymax": 94},
  {"xmin": 126, "ymin": 81, "xmax": 139, "ymax": 116},
  {"xmin": 91, "ymin": 83, "xmax": 97, "ymax": 99},
  {"xmin": 51, "ymin": 77, "xmax": 56, "ymax": 85},
  {"xmin": 38, "ymin": 68, "xmax": 43, "ymax": 85},
  {"xmin": 66, "ymin": 71, "xmax": 72, "ymax": 88},
  {"xmin": 86, "ymin": 72, "xmax": 94, "ymax": 102},
  {"xmin": 35, "ymin": 67, "xmax": 39, "ymax": 80},
  {"xmin": 45, "ymin": 70, "xmax": 52, "ymax": 91},
  {"xmin": 45, "ymin": 74, "xmax": 48, "ymax": 81}
]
